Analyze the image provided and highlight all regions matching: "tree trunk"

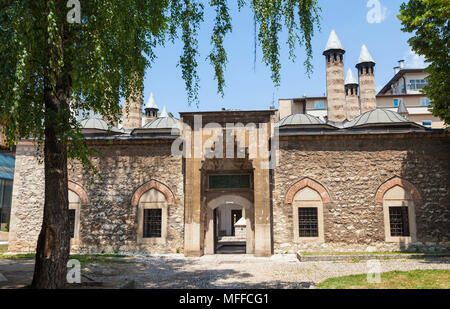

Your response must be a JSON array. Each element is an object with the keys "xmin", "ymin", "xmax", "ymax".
[
  {"xmin": 31, "ymin": 80, "xmax": 72, "ymax": 289},
  {"xmin": 31, "ymin": 11, "xmax": 72, "ymax": 288}
]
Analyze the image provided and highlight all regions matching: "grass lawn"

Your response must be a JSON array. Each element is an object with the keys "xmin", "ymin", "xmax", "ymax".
[
  {"xmin": 301, "ymin": 251, "xmax": 450, "ymax": 256},
  {"xmin": 0, "ymin": 245, "xmax": 131, "ymax": 264},
  {"xmin": 317, "ymin": 269, "xmax": 450, "ymax": 289},
  {"xmin": 0, "ymin": 244, "xmax": 7, "ymax": 254}
]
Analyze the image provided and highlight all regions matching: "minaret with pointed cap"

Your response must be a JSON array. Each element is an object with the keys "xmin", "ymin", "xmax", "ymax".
[
  {"xmin": 144, "ymin": 93, "xmax": 159, "ymax": 124},
  {"xmin": 356, "ymin": 44, "xmax": 377, "ymax": 113},
  {"xmin": 323, "ymin": 30, "xmax": 346, "ymax": 122},
  {"xmin": 345, "ymin": 69, "xmax": 360, "ymax": 121}
]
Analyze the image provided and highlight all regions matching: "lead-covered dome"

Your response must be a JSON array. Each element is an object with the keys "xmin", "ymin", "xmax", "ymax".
[
  {"xmin": 276, "ymin": 114, "xmax": 325, "ymax": 128},
  {"xmin": 142, "ymin": 116, "xmax": 180, "ymax": 130},
  {"xmin": 344, "ymin": 109, "xmax": 419, "ymax": 128},
  {"xmin": 80, "ymin": 118, "xmax": 122, "ymax": 133}
]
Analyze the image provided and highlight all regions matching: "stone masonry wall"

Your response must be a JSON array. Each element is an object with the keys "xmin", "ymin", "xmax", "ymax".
[
  {"xmin": 8, "ymin": 144, "xmax": 45, "ymax": 253},
  {"xmin": 273, "ymin": 134, "xmax": 450, "ymax": 253},
  {"xmin": 9, "ymin": 140, "xmax": 184, "ymax": 254}
]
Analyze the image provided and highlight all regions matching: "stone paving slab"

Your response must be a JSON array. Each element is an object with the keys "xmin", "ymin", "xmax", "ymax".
[{"xmin": 0, "ymin": 254, "xmax": 449, "ymax": 289}]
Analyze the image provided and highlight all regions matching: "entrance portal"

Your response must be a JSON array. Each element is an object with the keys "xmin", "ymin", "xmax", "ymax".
[{"xmin": 205, "ymin": 195, "xmax": 254, "ymax": 255}]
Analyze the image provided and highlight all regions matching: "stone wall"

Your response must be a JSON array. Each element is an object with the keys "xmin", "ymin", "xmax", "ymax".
[
  {"xmin": 8, "ymin": 132, "xmax": 450, "ymax": 255},
  {"xmin": 273, "ymin": 133, "xmax": 450, "ymax": 253},
  {"xmin": 8, "ymin": 140, "xmax": 184, "ymax": 254},
  {"xmin": 8, "ymin": 144, "xmax": 45, "ymax": 253}
]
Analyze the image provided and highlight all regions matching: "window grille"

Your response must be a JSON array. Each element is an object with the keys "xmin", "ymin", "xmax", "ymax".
[
  {"xmin": 298, "ymin": 208, "xmax": 319, "ymax": 237},
  {"xmin": 68, "ymin": 209, "xmax": 76, "ymax": 238},
  {"xmin": 389, "ymin": 207, "xmax": 410, "ymax": 237},
  {"xmin": 143, "ymin": 209, "xmax": 162, "ymax": 238}
]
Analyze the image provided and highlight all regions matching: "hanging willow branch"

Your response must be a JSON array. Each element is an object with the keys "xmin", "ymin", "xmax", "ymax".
[
  {"xmin": 169, "ymin": 0, "xmax": 321, "ymax": 104},
  {"xmin": 1, "ymin": 0, "xmax": 321, "ymax": 157}
]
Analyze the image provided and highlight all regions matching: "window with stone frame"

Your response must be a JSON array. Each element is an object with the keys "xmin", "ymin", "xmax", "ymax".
[
  {"xmin": 68, "ymin": 189, "xmax": 81, "ymax": 243},
  {"xmin": 298, "ymin": 207, "xmax": 319, "ymax": 237},
  {"xmin": 138, "ymin": 188, "xmax": 168, "ymax": 244},
  {"xmin": 389, "ymin": 207, "xmax": 410, "ymax": 237},
  {"xmin": 143, "ymin": 208, "xmax": 162, "ymax": 238},
  {"xmin": 382, "ymin": 184, "xmax": 416, "ymax": 243},
  {"xmin": 292, "ymin": 186, "xmax": 325, "ymax": 243}
]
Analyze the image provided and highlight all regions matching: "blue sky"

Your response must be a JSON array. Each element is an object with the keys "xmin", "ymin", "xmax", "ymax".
[{"xmin": 142, "ymin": 0, "xmax": 425, "ymax": 117}]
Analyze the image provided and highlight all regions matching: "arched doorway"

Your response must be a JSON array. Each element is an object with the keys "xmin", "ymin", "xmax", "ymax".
[{"xmin": 205, "ymin": 195, "xmax": 254, "ymax": 255}]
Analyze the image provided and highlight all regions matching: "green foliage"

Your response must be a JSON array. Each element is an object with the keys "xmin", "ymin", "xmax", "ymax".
[
  {"xmin": 398, "ymin": 0, "xmax": 450, "ymax": 125},
  {"xmin": 0, "ymin": 0, "xmax": 320, "ymax": 169}
]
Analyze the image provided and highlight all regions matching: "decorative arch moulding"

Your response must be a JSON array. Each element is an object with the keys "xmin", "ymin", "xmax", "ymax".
[
  {"xmin": 375, "ymin": 177, "xmax": 422, "ymax": 203},
  {"xmin": 285, "ymin": 178, "xmax": 331, "ymax": 204},
  {"xmin": 68, "ymin": 181, "xmax": 89, "ymax": 205},
  {"xmin": 131, "ymin": 179, "xmax": 175, "ymax": 206}
]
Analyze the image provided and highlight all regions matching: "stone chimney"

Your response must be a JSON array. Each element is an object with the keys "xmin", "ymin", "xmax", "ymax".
[
  {"xmin": 323, "ymin": 30, "xmax": 346, "ymax": 122},
  {"xmin": 356, "ymin": 44, "xmax": 377, "ymax": 114},
  {"xmin": 122, "ymin": 87, "xmax": 143, "ymax": 130},
  {"xmin": 345, "ymin": 69, "xmax": 360, "ymax": 121},
  {"xmin": 144, "ymin": 93, "xmax": 159, "ymax": 125}
]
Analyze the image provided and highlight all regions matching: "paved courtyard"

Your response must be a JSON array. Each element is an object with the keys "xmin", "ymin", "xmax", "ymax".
[{"xmin": 0, "ymin": 254, "xmax": 449, "ymax": 289}]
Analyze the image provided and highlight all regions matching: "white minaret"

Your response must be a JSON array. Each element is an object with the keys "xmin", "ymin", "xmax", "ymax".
[
  {"xmin": 356, "ymin": 45, "xmax": 377, "ymax": 113},
  {"xmin": 323, "ymin": 30, "xmax": 346, "ymax": 122}
]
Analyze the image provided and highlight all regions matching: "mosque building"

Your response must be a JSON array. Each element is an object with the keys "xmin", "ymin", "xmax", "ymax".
[{"xmin": 6, "ymin": 31, "xmax": 449, "ymax": 256}]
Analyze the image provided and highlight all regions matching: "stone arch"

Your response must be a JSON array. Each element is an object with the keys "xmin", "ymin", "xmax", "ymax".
[
  {"xmin": 131, "ymin": 179, "xmax": 175, "ymax": 207},
  {"xmin": 208, "ymin": 195, "xmax": 252, "ymax": 210},
  {"xmin": 68, "ymin": 181, "xmax": 89, "ymax": 205},
  {"xmin": 205, "ymin": 194, "xmax": 254, "ymax": 255},
  {"xmin": 375, "ymin": 177, "xmax": 421, "ymax": 203},
  {"xmin": 285, "ymin": 178, "xmax": 331, "ymax": 204}
]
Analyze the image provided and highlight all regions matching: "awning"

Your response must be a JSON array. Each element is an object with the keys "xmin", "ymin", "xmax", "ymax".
[{"xmin": 0, "ymin": 153, "xmax": 15, "ymax": 180}]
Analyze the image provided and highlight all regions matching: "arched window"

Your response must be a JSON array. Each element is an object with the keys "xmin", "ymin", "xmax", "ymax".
[
  {"xmin": 137, "ymin": 188, "xmax": 169, "ymax": 244},
  {"xmin": 68, "ymin": 190, "xmax": 81, "ymax": 244},
  {"xmin": 67, "ymin": 181, "xmax": 89, "ymax": 246},
  {"xmin": 382, "ymin": 185, "xmax": 417, "ymax": 243},
  {"xmin": 292, "ymin": 187, "xmax": 325, "ymax": 243}
]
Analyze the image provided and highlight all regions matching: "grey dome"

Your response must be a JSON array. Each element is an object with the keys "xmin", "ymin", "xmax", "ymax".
[
  {"xmin": 80, "ymin": 118, "xmax": 121, "ymax": 132},
  {"xmin": 345, "ymin": 109, "xmax": 411, "ymax": 128},
  {"xmin": 276, "ymin": 114, "xmax": 325, "ymax": 128},
  {"xmin": 142, "ymin": 116, "xmax": 180, "ymax": 130}
]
